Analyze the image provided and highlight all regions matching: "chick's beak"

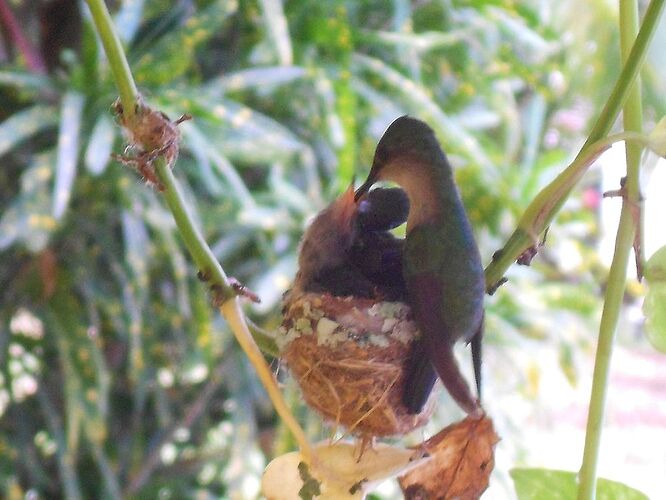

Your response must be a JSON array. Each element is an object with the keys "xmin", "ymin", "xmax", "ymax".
[{"xmin": 338, "ymin": 184, "xmax": 358, "ymax": 223}]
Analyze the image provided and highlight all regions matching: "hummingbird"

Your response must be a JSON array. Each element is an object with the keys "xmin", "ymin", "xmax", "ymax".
[
  {"xmin": 355, "ymin": 116, "xmax": 485, "ymax": 415},
  {"xmin": 293, "ymin": 185, "xmax": 409, "ymax": 300},
  {"xmin": 351, "ymin": 187, "xmax": 409, "ymax": 301}
]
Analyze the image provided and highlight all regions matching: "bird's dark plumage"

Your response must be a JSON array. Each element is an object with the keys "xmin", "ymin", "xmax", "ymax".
[
  {"xmin": 356, "ymin": 116, "xmax": 485, "ymax": 415},
  {"xmin": 294, "ymin": 186, "xmax": 409, "ymax": 301}
]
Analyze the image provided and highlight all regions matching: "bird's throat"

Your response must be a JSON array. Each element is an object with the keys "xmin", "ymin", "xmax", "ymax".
[{"xmin": 382, "ymin": 160, "xmax": 445, "ymax": 231}]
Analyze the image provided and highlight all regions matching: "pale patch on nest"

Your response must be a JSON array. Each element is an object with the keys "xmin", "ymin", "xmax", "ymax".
[{"xmin": 280, "ymin": 292, "xmax": 433, "ymax": 438}]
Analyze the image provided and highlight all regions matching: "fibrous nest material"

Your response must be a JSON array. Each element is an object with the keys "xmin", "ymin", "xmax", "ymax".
[{"xmin": 279, "ymin": 292, "xmax": 433, "ymax": 438}]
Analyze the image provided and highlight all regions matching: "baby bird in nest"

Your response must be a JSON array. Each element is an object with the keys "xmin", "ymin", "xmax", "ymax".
[{"xmin": 290, "ymin": 185, "xmax": 409, "ymax": 301}]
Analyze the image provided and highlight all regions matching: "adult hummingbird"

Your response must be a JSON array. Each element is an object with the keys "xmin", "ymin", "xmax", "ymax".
[{"xmin": 355, "ymin": 116, "xmax": 485, "ymax": 415}]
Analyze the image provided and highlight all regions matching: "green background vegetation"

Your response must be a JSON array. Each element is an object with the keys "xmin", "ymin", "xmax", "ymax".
[{"xmin": 0, "ymin": 0, "xmax": 664, "ymax": 498}]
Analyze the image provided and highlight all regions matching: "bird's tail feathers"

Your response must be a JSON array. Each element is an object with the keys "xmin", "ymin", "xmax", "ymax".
[
  {"xmin": 402, "ymin": 341, "xmax": 437, "ymax": 414},
  {"xmin": 429, "ymin": 341, "xmax": 481, "ymax": 416}
]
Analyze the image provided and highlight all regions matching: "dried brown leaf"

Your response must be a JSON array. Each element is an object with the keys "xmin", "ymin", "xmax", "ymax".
[{"xmin": 398, "ymin": 415, "xmax": 499, "ymax": 500}]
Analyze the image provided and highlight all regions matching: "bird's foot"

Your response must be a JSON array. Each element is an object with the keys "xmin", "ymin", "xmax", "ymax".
[
  {"xmin": 469, "ymin": 402, "xmax": 485, "ymax": 420},
  {"xmin": 355, "ymin": 435, "xmax": 376, "ymax": 462}
]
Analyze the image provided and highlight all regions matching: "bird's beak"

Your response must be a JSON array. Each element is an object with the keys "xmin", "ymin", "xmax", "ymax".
[
  {"xmin": 339, "ymin": 184, "xmax": 358, "ymax": 217},
  {"xmin": 354, "ymin": 168, "xmax": 378, "ymax": 201}
]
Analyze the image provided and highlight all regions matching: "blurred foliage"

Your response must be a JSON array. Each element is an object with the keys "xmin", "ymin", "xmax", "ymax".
[
  {"xmin": 510, "ymin": 468, "xmax": 649, "ymax": 500},
  {"xmin": 644, "ymin": 245, "xmax": 666, "ymax": 352},
  {"xmin": 0, "ymin": 0, "xmax": 662, "ymax": 498}
]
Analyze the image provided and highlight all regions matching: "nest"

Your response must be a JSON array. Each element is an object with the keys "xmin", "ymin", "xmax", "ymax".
[{"xmin": 279, "ymin": 292, "xmax": 433, "ymax": 438}]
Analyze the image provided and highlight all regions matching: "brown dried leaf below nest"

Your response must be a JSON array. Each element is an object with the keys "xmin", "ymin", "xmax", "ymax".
[{"xmin": 398, "ymin": 415, "xmax": 499, "ymax": 500}]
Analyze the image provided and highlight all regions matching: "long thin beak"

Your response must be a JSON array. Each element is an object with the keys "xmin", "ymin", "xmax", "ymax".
[{"xmin": 354, "ymin": 170, "xmax": 377, "ymax": 201}]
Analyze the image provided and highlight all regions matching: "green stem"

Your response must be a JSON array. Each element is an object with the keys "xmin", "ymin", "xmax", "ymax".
[
  {"xmin": 37, "ymin": 389, "xmax": 83, "ymax": 500},
  {"xmin": 156, "ymin": 160, "xmax": 234, "ymax": 301},
  {"xmin": 484, "ymin": 0, "xmax": 665, "ymax": 292},
  {"xmin": 85, "ymin": 0, "xmax": 138, "ymax": 120},
  {"xmin": 485, "ymin": 131, "xmax": 647, "ymax": 292},
  {"xmin": 577, "ymin": 0, "xmax": 645, "ymax": 498},
  {"xmin": 85, "ymin": 0, "xmax": 305, "ymax": 458}
]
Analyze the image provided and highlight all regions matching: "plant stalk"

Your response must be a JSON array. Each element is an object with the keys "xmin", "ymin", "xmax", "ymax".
[
  {"xmin": 577, "ymin": 0, "xmax": 645, "ymax": 498},
  {"xmin": 85, "ymin": 0, "xmax": 138, "ymax": 121},
  {"xmin": 484, "ymin": 0, "xmax": 665, "ymax": 292},
  {"xmin": 85, "ymin": 0, "xmax": 311, "ymax": 462},
  {"xmin": 485, "ymin": 131, "xmax": 646, "ymax": 293}
]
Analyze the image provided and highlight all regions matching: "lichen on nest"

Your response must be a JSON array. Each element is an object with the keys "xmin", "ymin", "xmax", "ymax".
[
  {"xmin": 280, "ymin": 292, "xmax": 433, "ymax": 438},
  {"xmin": 278, "ymin": 294, "xmax": 417, "ymax": 350}
]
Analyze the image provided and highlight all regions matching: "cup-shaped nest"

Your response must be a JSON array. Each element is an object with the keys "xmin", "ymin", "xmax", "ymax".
[{"xmin": 279, "ymin": 292, "xmax": 433, "ymax": 438}]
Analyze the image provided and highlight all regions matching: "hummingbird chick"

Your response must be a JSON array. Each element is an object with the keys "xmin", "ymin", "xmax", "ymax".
[
  {"xmin": 293, "ymin": 186, "xmax": 410, "ymax": 300},
  {"xmin": 351, "ymin": 187, "xmax": 409, "ymax": 301},
  {"xmin": 294, "ymin": 186, "xmax": 381, "ymax": 298}
]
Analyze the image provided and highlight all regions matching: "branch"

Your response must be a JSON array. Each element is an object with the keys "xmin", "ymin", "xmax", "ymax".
[
  {"xmin": 577, "ymin": 0, "xmax": 649, "ymax": 498},
  {"xmin": 484, "ymin": 0, "xmax": 665, "ymax": 293},
  {"xmin": 84, "ymin": 0, "xmax": 312, "ymax": 464},
  {"xmin": 0, "ymin": 0, "xmax": 47, "ymax": 73}
]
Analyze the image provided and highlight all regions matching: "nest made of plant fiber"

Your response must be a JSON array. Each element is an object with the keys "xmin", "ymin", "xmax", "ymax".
[{"xmin": 279, "ymin": 292, "xmax": 434, "ymax": 438}]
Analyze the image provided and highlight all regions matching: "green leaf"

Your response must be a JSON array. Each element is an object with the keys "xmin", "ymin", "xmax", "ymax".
[
  {"xmin": 48, "ymin": 301, "xmax": 110, "ymax": 451},
  {"xmin": 0, "ymin": 105, "xmax": 58, "ymax": 158},
  {"xmin": 202, "ymin": 66, "xmax": 308, "ymax": 96},
  {"xmin": 114, "ymin": 0, "xmax": 147, "ymax": 44},
  {"xmin": 258, "ymin": 0, "xmax": 293, "ymax": 65},
  {"xmin": 0, "ymin": 151, "xmax": 56, "ymax": 252},
  {"xmin": 53, "ymin": 92, "xmax": 85, "ymax": 220},
  {"xmin": 511, "ymin": 468, "xmax": 648, "ymax": 500},
  {"xmin": 157, "ymin": 92, "xmax": 308, "ymax": 166},
  {"xmin": 121, "ymin": 209, "xmax": 151, "ymax": 289},
  {"xmin": 558, "ymin": 342, "xmax": 577, "ymax": 386},
  {"xmin": 133, "ymin": 0, "xmax": 238, "ymax": 85},
  {"xmin": 643, "ymin": 245, "xmax": 666, "ymax": 352},
  {"xmin": 190, "ymin": 98, "xmax": 307, "ymax": 165},
  {"xmin": 182, "ymin": 123, "xmax": 250, "ymax": 202},
  {"xmin": 85, "ymin": 115, "xmax": 116, "ymax": 175},
  {"xmin": 358, "ymin": 29, "xmax": 471, "ymax": 52},
  {"xmin": 486, "ymin": 7, "xmax": 559, "ymax": 65},
  {"xmin": 0, "ymin": 70, "xmax": 53, "ymax": 93},
  {"xmin": 352, "ymin": 53, "xmax": 492, "ymax": 169},
  {"xmin": 269, "ymin": 166, "xmax": 313, "ymax": 214}
]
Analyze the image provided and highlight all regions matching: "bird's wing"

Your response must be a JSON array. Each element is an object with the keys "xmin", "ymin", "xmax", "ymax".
[{"xmin": 402, "ymin": 224, "xmax": 480, "ymax": 415}]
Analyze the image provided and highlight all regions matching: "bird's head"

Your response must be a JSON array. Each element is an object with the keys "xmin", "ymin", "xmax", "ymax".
[
  {"xmin": 296, "ymin": 185, "xmax": 359, "ymax": 283},
  {"xmin": 355, "ymin": 116, "xmax": 443, "ymax": 200},
  {"xmin": 355, "ymin": 116, "xmax": 448, "ymax": 228}
]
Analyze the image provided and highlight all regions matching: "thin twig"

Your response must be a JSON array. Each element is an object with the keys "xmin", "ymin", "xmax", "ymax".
[
  {"xmin": 84, "ymin": 0, "xmax": 310, "ymax": 462},
  {"xmin": 576, "ymin": 0, "xmax": 649, "ymax": 498},
  {"xmin": 0, "ymin": 0, "xmax": 47, "ymax": 73},
  {"xmin": 484, "ymin": 0, "xmax": 665, "ymax": 292}
]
